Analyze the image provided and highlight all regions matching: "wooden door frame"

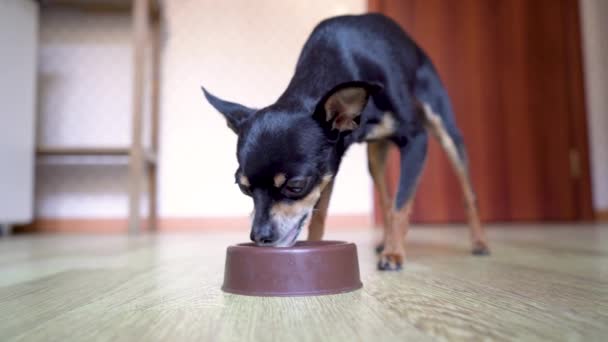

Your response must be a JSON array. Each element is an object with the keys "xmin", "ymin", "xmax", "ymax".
[
  {"xmin": 561, "ymin": 0, "xmax": 594, "ymax": 220},
  {"xmin": 369, "ymin": 0, "xmax": 594, "ymax": 224}
]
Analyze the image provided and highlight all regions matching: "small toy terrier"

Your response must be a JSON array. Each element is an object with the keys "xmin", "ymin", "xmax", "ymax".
[{"xmin": 203, "ymin": 14, "xmax": 489, "ymax": 270}]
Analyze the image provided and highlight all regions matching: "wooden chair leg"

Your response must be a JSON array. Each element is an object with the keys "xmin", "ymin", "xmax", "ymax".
[
  {"xmin": 147, "ymin": 164, "xmax": 157, "ymax": 231},
  {"xmin": 129, "ymin": 0, "xmax": 149, "ymax": 234},
  {"xmin": 128, "ymin": 157, "xmax": 143, "ymax": 234},
  {"xmin": 147, "ymin": 16, "xmax": 161, "ymax": 232}
]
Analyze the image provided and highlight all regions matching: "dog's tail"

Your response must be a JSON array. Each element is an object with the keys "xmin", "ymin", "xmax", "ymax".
[{"xmin": 413, "ymin": 53, "xmax": 468, "ymax": 162}]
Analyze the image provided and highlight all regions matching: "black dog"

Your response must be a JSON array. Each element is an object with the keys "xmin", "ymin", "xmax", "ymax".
[{"xmin": 203, "ymin": 14, "xmax": 489, "ymax": 270}]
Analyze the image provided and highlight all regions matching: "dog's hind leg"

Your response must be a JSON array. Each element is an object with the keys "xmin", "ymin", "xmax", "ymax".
[
  {"xmin": 377, "ymin": 131, "xmax": 428, "ymax": 270},
  {"xmin": 307, "ymin": 178, "xmax": 335, "ymax": 241},
  {"xmin": 367, "ymin": 140, "xmax": 392, "ymax": 253},
  {"xmin": 420, "ymin": 102, "xmax": 490, "ymax": 255}
]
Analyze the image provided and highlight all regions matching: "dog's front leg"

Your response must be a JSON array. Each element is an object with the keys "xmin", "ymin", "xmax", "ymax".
[
  {"xmin": 378, "ymin": 132, "xmax": 428, "ymax": 270},
  {"xmin": 379, "ymin": 201, "xmax": 414, "ymax": 270},
  {"xmin": 307, "ymin": 179, "xmax": 335, "ymax": 241}
]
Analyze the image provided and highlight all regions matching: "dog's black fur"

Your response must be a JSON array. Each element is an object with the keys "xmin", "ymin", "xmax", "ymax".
[{"xmin": 203, "ymin": 14, "xmax": 489, "ymax": 270}]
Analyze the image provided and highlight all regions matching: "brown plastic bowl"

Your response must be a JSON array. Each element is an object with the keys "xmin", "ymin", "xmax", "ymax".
[{"xmin": 222, "ymin": 241, "xmax": 362, "ymax": 296}]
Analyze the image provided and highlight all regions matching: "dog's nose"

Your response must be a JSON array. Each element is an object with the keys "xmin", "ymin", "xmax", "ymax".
[{"xmin": 250, "ymin": 228, "xmax": 277, "ymax": 245}]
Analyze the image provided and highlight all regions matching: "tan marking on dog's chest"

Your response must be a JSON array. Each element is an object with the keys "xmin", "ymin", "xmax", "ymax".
[{"xmin": 365, "ymin": 112, "xmax": 396, "ymax": 140}]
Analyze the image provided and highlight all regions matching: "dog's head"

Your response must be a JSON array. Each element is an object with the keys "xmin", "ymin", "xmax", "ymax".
[{"xmin": 202, "ymin": 81, "xmax": 380, "ymax": 246}]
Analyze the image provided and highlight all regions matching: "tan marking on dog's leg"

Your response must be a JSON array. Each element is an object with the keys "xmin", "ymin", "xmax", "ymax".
[
  {"xmin": 421, "ymin": 103, "xmax": 489, "ymax": 254},
  {"xmin": 367, "ymin": 140, "xmax": 392, "ymax": 248},
  {"xmin": 307, "ymin": 178, "xmax": 335, "ymax": 241},
  {"xmin": 462, "ymin": 176, "xmax": 489, "ymax": 254},
  {"xmin": 273, "ymin": 173, "xmax": 286, "ymax": 188},
  {"xmin": 378, "ymin": 198, "xmax": 414, "ymax": 270}
]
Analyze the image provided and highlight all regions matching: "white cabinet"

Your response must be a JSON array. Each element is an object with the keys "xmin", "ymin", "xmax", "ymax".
[{"xmin": 0, "ymin": 0, "xmax": 39, "ymax": 228}]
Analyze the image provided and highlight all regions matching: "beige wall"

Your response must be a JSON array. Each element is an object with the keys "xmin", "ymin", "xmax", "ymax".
[{"xmin": 580, "ymin": 0, "xmax": 608, "ymax": 211}]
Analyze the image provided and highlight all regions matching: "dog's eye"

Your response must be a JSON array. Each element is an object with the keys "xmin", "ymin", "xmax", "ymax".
[
  {"xmin": 238, "ymin": 183, "xmax": 252, "ymax": 196},
  {"xmin": 282, "ymin": 177, "xmax": 310, "ymax": 197}
]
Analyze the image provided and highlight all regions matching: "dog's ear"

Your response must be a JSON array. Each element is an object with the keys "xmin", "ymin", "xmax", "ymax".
[
  {"xmin": 314, "ymin": 81, "xmax": 382, "ymax": 134},
  {"xmin": 201, "ymin": 86, "xmax": 255, "ymax": 134}
]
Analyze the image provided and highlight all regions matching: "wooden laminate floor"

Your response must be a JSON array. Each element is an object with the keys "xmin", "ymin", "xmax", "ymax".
[{"xmin": 1, "ymin": 225, "xmax": 607, "ymax": 341}]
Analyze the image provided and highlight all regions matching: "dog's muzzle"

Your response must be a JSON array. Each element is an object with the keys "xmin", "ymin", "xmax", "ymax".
[{"xmin": 251, "ymin": 211, "xmax": 310, "ymax": 247}]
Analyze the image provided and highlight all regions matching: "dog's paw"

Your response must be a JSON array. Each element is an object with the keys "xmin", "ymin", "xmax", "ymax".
[
  {"xmin": 377, "ymin": 252, "xmax": 404, "ymax": 271},
  {"xmin": 374, "ymin": 243, "xmax": 384, "ymax": 254},
  {"xmin": 471, "ymin": 241, "xmax": 490, "ymax": 256}
]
